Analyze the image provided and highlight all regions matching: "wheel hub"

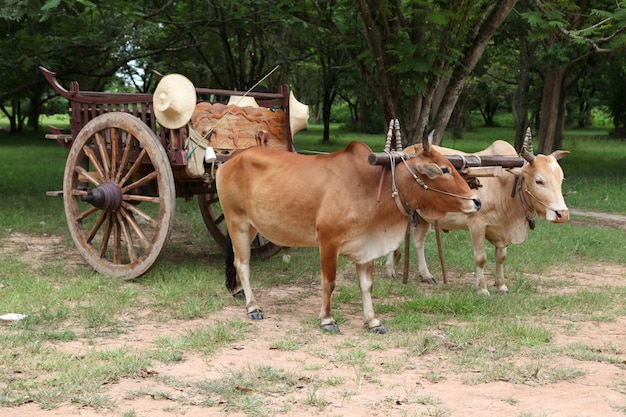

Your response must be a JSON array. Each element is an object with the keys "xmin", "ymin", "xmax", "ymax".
[{"xmin": 81, "ymin": 182, "xmax": 123, "ymax": 211}]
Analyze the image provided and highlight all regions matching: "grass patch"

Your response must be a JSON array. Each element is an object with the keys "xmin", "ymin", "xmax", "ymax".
[
  {"xmin": 194, "ymin": 365, "xmax": 309, "ymax": 416},
  {"xmin": 155, "ymin": 319, "xmax": 252, "ymax": 356}
]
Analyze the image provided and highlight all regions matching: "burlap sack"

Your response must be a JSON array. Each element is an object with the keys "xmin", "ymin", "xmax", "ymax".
[{"xmin": 185, "ymin": 125, "xmax": 210, "ymax": 178}]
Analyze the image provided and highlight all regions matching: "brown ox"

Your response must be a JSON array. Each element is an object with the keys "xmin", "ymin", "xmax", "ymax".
[
  {"xmin": 216, "ymin": 139, "xmax": 481, "ymax": 333},
  {"xmin": 385, "ymin": 137, "xmax": 569, "ymax": 295}
]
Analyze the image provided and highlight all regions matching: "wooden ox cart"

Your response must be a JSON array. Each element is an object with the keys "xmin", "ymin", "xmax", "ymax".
[
  {"xmin": 40, "ymin": 67, "xmax": 308, "ymax": 280},
  {"xmin": 41, "ymin": 68, "xmax": 525, "ymax": 282}
]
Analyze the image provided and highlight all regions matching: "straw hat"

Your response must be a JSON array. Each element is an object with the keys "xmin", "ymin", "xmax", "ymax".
[
  {"xmin": 153, "ymin": 74, "xmax": 196, "ymax": 129},
  {"xmin": 289, "ymin": 91, "xmax": 309, "ymax": 136},
  {"xmin": 227, "ymin": 95, "xmax": 259, "ymax": 108}
]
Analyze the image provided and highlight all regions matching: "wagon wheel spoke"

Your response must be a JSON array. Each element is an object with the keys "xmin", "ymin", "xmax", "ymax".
[
  {"xmin": 86, "ymin": 210, "xmax": 108, "ymax": 244},
  {"xmin": 77, "ymin": 205, "xmax": 99, "ymax": 222},
  {"xmin": 94, "ymin": 132, "xmax": 111, "ymax": 180},
  {"xmin": 123, "ymin": 195, "xmax": 161, "ymax": 204},
  {"xmin": 113, "ymin": 218, "xmax": 121, "ymax": 264},
  {"xmin": 205, "ymin": 194, "xmax": 219, "ymax": 205},
  {"xmin": 115, "ymin": 134, "xmax": 135, "ymax": 184},
  {"xmin": 122, "ymin": 202, "xmax": 158, "ymax": 228},
  {"xmin": 121, "ymin": 171, "xmax": 158, "ymax": 193},
  {"xmin": 119, "ymin": 148, "xmax": 148, "ymax": 187},
  {"xmin": 119, "ymin": 206, "xmax": 150, "ymax": 249},
  {"xmin": 63, "ymin": 112, "xmax": 175, "ymax": 279},
  {"xmin": 97, "ymin": 213, "xmax": 113, "ymax": 258},
  {"xmin": 75, "ymin": 165, "xmax": 101, "ymax": 187},
  {"xmin": 82, "ymin": 145, "xmax": 105, "ymax": 183},
  {"xmin": 111, "ymin": 128, "xmax": 120, "ymax": 181},
  {"xmin": 213, "ymin": 212, "xmax": 225, "ymax": 225},
  {"xmin": 116, "ymin": 211, "xmax": 137, "ymax": 262}
]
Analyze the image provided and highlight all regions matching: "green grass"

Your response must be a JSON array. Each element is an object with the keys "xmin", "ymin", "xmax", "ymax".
[{"xmin": 0, "ymin": 123, "xmax": 625, "ymax": 415}]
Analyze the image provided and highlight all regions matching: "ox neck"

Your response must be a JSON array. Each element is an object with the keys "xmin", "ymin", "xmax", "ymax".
[
  {"xmin": 387, "ymin": 153, "xmax": 415, "ymax": 217},
  {"xmin": 512, "ymin": 175, "xmax": 537, "ymax": 230},
  {"xmin": 387, "ymin": 151, "xmax": 475, "ymax": 218}
]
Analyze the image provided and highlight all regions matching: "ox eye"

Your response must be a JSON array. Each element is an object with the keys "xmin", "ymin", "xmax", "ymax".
[
  {"xmin": 441, "ymin": 167, "xmax": 451, "ymax": 174},
  {"xmin": 535, "ymin": 177, "xmax": 545, "ymax": 185}
]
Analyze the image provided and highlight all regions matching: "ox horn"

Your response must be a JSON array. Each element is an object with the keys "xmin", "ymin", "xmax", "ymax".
[
  {"xmin": 423, "ymin": 129, "xmax": 434, "ymax": 155},
  {"xmin": 550, "ymin": 150, "xmax": 570, "ymax": 161},
  {"xmin": 521, "ymin": 126, "xmax": 536, "ymax": 164}
]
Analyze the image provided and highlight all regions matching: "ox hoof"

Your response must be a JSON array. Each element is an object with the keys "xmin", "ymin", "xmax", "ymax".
[
  {"xmin": 383, "ymin": 268, "xmax": 397, "ymax": 279},
  {"xmin": 369, "ymin": 325, "xmax": 387, "ymax": 334},
  {"xmin": 477, "ymin": 289, "xmax": 491, "ymax": 296},
  {"xmin": 320, "ymin": 322, "xmax": 340, "ymax": 333},
  {"xmin": 232, "ymin": 290, "xmax": 245, "ymax": 299},
  {"xmin": 421, "ymin": 276, "xmax": 437, "ymax": 285},
  {"xmin": 247, "ymin": 308, "xmax": 264, "ymax": 320},
  {"xmin": 496, "ymin": 286, "xmax": 509, "ymax": 294}
]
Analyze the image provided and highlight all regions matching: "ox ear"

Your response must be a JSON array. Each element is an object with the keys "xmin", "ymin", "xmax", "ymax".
[
  {"xmin": 415, "ymin": 162, "xmax": 443, "ymax": 179},
  {"xmin": 551, "ymin": 150, "xmax": 570, "ymax": 161}
]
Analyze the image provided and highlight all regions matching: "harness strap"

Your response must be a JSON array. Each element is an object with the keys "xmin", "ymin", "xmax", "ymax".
[
  {"xmin": 513, "ymin": 175, "xmax": 537, "ymax": 229},
  {"xmin": 386, "ymin": 151, "xmax": 476, "ymax": 217},
  {"xmin": 394, "ymin": 193, "xmax": 411, "ymax": 217}
]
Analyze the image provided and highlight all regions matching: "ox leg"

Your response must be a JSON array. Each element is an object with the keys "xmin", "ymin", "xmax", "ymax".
[
  {"xmin": 470, "ymin": 232, "xmax": 490, "ymax": 296},
  {"xmin": 318, "ymin": 247, "xmax": 340, "ymax": 333},
  {"xmin": 494, "ymin": 246, "xmax": 509, "ymax": 294},
  {"xmin": 232, "ymin": 229, "xmax": 264, "ymax": 320},
  {"xmin": 357, "ymin": 261, "xmax": 385, "ymax": 334},
  {"xmin": 383, "ymin": 249, "xmax": 400, "ymax": 279},
  {"xmin": 413, "ymin": 221, "xmax": 436, "ymax": 284}
]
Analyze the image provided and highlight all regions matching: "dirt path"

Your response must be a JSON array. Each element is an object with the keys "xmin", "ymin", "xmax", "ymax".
[
  {"xmin": 6, "ymin": 264, "xmax": 626, "ymax": 417},
  {"xmin": 2, "ymin": 210, "xmax": 625, "ymax": 417},
  {"xmin": 570, "ymin": 209, "xmax": 626, "ymax": 230}
]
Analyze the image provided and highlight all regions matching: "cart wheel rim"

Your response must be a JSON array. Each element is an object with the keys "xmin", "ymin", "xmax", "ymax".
[{"xmin": 63, "ymin": 112, "xmax": 175, "ymax": 279}]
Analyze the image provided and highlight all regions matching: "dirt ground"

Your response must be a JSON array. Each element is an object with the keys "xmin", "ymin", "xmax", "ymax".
[{"xmin": 2, "ymin": 216, "xmax": 626, "ymax": 417}]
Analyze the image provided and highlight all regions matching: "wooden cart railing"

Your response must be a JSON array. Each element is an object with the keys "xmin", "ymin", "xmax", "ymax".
[{"xmin": 40, "ymin": 67, "xmax": 294, "ymax": 170}]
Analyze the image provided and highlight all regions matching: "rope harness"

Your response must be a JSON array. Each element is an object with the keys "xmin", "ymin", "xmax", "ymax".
[
  {"xmin": 387, "ymin": 150, "xmax": 477, "ymax": 217},
  {"xmin": 510, "ymin": 169, "xmax": 564, "ymax": 230}
]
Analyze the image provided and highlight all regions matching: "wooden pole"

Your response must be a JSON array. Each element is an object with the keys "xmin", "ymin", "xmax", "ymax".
[
  {"xmin": 402, "ymin": 218, "xmax": 411, "ymax": 284},
  {"xmin": 434, "ymin": 220, "xmax": 448, "ymax": 284},
  {"xmin": 368, "ymin": 153, "xmax": 524, "ymax": 169}
]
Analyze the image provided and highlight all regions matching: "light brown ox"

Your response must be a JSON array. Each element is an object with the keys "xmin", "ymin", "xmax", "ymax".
[
  {"xmin": 385, "ymin": 138, "xmax": 569, "ymax": 295},
  {"xmin": 216, "ymin": 139, "xmax": 481, "ymax": 333}
]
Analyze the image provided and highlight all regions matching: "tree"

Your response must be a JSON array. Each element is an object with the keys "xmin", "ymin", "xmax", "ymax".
[
  {"xmin": 275, "ymin": 0, "xmax": 372, "ymax": 140},
  {"xmin": 598, "ymin": 53, "xmax": 626, "ymax": 136},
  {"xmin": 354, "ymin": 0, "xmax": 518, "ymax": 146},
  {"xmin": 0, "ymin": 0, "xmax": 175, "ymax": 132},
  {"xmin": 523, "ymin": 0, "xmax": 626, "ymax": 153}
]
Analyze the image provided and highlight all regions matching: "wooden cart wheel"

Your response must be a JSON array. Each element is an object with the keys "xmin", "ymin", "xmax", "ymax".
[
  {"xmin": 198, "ymin": 192, "xmax": 282, "ymax": 259},
  {"xmin": 63, "ymin": 112, "xmax": 175, "ymax": 279}
]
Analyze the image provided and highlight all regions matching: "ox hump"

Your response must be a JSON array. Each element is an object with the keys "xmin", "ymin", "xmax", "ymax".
[
  {"xmin": 344, "ymin": 140, "xmax": 373, "ymax": 155},
  {"xmin": 479, "ymin": 140, "xmax": 516, "ymax": 157}
]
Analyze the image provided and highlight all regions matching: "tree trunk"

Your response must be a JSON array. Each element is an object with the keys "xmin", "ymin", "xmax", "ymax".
[
  {"xmin": 451, "ymin": 85, "xmax": 474, "ymax": 139},
  {"xmin": 355, "ymin": 0, "xmax": 400, "ymax": 126},
  {"xmin": 513, "ymin": 34, "xmax": 533, "ymax": 152},
  {"xmin": 430, "ymin": 0, "xmax": 518, "ymax": 145},
  {"xmin": 538, "ymin": 67, "xmax": 567, "ymax": 154},
  {"xmin": 27, "ymin": 94, "xmax": 42, "ymax": 132},
  {"xmin": 321, "ymin": 88, "xmax": 336, "ymax": 143}
]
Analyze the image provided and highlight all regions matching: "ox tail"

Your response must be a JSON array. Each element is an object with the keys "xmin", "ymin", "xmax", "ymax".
[{"xmin": 225, "ymin": 234, "xmax": 238, "ymax": 292}]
